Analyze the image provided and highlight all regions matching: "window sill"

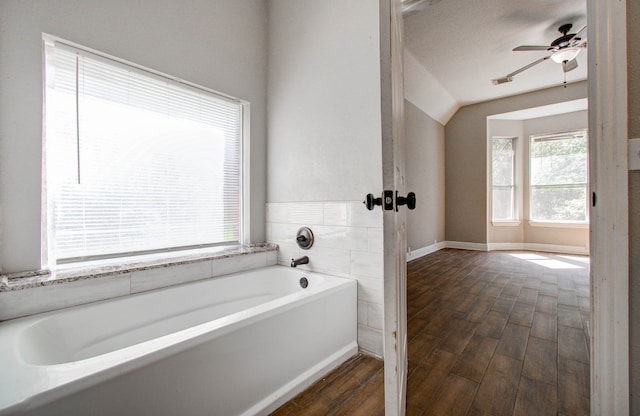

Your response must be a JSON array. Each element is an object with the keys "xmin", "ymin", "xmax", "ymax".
[
  {"xmin": 0, "ymin": 243, "xmax": 278, "ymax": 292},
  {"xmin": 528, "ymin": 221, "xmax": 589, "ymax": 229},
  {"xmin": 491, "ymin": 220, "xmax": 521, "ymax": 227}
]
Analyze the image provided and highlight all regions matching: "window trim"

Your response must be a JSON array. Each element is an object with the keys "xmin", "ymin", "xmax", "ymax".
[
  {"xmin": 527, "ymin": 220, "xmax": 589, "ymax": 229},
  {"xmin": 42, "ymin": 34, "xmax": 251, "ymax": 268},
  {"xmin": 528, "ymin": 129, "xmax": 589, "ymax": 225}
]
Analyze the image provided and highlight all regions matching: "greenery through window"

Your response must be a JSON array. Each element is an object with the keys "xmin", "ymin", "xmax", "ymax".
[
  {"xmin": 492, "ymin": 137, "xmax": 516, "ymax": 221},
  {"xmin": 529, "ymin": 130, "xmax": 588, "ymax": 223}
]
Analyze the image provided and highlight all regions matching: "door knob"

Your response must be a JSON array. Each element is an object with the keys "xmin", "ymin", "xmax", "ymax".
[
  {"xmin": 363, "ymin": 193, "xmax": 382, "ymax": 210},
  {"xmin": 396, "ymin": 192, "xmax": 416, "ymax": 211}
]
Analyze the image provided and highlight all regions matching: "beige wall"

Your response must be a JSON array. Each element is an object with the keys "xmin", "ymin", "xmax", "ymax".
[
  {"xmin": 445, "ymin": 81, "xmax": 588, "ymax": 244},
  {"xmin": 628, "ymin": 0, "xmax": 640, "ymax": 411},
  {"xmin": 405, "ymin": 100, "xmax": 445, "ymax": 252}
]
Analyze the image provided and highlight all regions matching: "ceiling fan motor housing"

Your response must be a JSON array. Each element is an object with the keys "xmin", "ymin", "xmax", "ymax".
[{"xmin": 550, "ymin": 23, "xmax": 578, "ymax": 50}]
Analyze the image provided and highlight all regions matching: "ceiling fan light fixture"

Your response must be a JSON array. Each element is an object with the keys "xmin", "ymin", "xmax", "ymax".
[{"xmin": 551, "ymin": 47, "xmax": 581, "ymax": 63}]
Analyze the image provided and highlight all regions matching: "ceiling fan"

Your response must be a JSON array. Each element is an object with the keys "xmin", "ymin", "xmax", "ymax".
[{"xmin": 492, "ymin": 23, "xmax": 587, "ymax": 85}]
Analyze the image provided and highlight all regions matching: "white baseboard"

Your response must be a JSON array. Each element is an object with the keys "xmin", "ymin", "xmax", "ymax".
[
  {"xmin": 445, "ymin": 241, "xmax": 489, "ymax": 251},
  {"xmin": 406, "ymin": 241, "xmax": 447, "ymax": 262},
  {"xmin": 406, "ymin": 241, "xmax": 588, "ymax": 262},
  {"xmin": 487, "ymin": 242, "xmax": 589, "ymax": 255},
  {"xmin": 486, "ymin": 242, "xmax": 525, "ymax": 251}
]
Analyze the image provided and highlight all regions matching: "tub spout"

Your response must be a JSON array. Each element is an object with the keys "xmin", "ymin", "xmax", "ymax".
[{"xmin": 290, "ymin": 256, "xmax": 309, "ymax": 268}]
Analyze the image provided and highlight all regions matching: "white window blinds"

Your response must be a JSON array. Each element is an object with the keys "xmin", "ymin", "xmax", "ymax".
[{"xmin": 44, "ymin": 39, "xmax": 243, "ymax": 262}]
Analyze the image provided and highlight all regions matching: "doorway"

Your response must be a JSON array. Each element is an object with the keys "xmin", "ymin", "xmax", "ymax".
[{"xmin": 399, "ymin": 0, "xmax": 629, "ymax": 414}]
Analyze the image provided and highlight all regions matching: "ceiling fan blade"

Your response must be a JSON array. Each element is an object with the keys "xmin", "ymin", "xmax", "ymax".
[
  {"xmin": 574, "ymin": 38, "xmax": 588, "ymax": 48},
  {"xmin": 574, "ymin": 25, "xmax": 587, "ymax": 38},
  {"xmin": 563, "ymin": 58, "xmax": 578, "ymax": 73},
  {"xmin": 492, "ymin": 56, "xmax": 551, "ymax": 85},
  {"xmin": 513, "ymin": 45, "xmax": 550, "ymax": 51},
  {"xmin": 507, "ymin": 56, "xmax": 550, "ymax": 77}
]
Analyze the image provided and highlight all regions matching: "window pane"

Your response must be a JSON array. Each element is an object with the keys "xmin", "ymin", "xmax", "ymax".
[
  {"xmin": 530, "ymin": 185, "xmax": 587, "ymax": 222},
  {"xmin": 45, "ymin": 40, "xmax": 242, "ymax": 261},
  {"xmin": 492, "ymin": 187, "xmax": 513, "ymax": 220},
  {"xmin": 492, "ymin": 138, "xmax": 515, "ymax": 220},
  {"xmin": 529, "ymin": 131, "xmax": 588, "ymax": 223},
  {"xmin": 530, "ymin": 135, "xmax": 587, "ymax": 186},
  {"xmin": 492, "ymin": 138, "xmax": 514, "ymax": 186}
]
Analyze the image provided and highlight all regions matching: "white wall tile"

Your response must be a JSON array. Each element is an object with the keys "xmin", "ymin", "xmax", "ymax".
[
  {"xmin": 358, "ymin": 300, "xmax": 368, "ymax": 326},
  {"xmin": 367, "ymin": 227, "xmax": 384, "ymax": 253},
  {"xmin": 211, "ymin": 252, "xmax": 267, "ymax": 277},
  {"xmin": 323, "ymin": 203, "xmax": 347, "ymax": 226},
  {"xmin": 0, "ymin": 274, "xmax": 131, "ymax": 321},
  {"xmin": 367, "ymin": 302, "xmax": 384, "ymax": 330},
  {"xmin": 355, "ymin": 276, "xmax": 383, "ymax": 303},
  {"xmin": 357, "ymin": 324, "xmax": 383, "ymax": 357},
  {"xmin": 269, "ymin": 222, "xmax": 301, "ymax": 245},
  {"xmin": 267, "ymin": 200, "xmax": 384, "ymax": 356},
  {"xmin": 302, "ymin": 246, "xmax": 351, "ymax": 275},
  {"xmin": 274, "ymin": 243, "xmax": 300, "ymax": 266},
  {"xmin": 131, "ymin": 261, "xmax": 212, "ymax": 293},
  {"xmin": 267, "ymin": 250, "xmax": 278, "ymax": 266},
  {"xmin": 351, "ymin": 250, "xmax": 384, "ymax": 278},
  {"xmin": 313, "ymin": 225, "xmax": 368, "ymax": 251},
  {"xmin": 347, "ymin": 202, "xmax": 382, "ymax": 228}
]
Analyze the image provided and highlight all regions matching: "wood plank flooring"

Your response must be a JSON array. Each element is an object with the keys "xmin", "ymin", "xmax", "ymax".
[{"xmin": 271, "ymin": 249, "xmax": 590, "ymax": 416}]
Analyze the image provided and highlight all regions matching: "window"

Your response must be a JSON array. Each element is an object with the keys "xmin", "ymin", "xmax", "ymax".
[
  {"xmin": 529, "ymin": 130, "xmax": 588, "ymax": 223},
  {"xmin": 491, "ymin": 137, "xmax": 517, "ymax": 221},
  {"xmin": 44, "ymin": 36, "xmax": 245, "ymax": 263}
]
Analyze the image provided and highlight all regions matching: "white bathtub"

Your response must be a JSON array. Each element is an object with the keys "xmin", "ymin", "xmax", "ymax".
[{"xmin": 0, "ymin": 266, "xmax": 357, "ymax": 416}]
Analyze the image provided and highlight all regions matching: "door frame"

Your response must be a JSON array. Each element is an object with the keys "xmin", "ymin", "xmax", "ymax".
[
  {"xmin": 587, "ymin": 0, "xmax": 629, "ymax": 413},
  {"xmin": 381, "ymin": 0, "xmax": 408, "ymax": 414}
]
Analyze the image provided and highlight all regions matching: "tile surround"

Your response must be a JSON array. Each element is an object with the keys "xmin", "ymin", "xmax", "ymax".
[
  {"xmin": 0, "ymin": 273, "xmax": 131, "ymax": 321},
  {"xmin": 130, "ymin": 261, "xmax": 213, "ymax": 293},
  {"xmin": 0, "ymin": 244, "xmax": 277, "ymax": 321},
  {"xmin": 266, "ymin": 201, "xmax": 384, "ymax": 356}
]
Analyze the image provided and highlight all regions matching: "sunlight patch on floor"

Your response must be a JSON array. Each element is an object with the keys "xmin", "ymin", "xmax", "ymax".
[
  {"xmin": 559, "ymin": 255, "xmax": 590, "ymax": 264},
  {"xmin": 508, "ymin": 253, "xmax": 586, "ymax": 269}
]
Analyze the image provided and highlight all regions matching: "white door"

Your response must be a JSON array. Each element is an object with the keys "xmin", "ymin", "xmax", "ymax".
[{"xmin": 380, "ymin": 0, "xmax": 408, "ymax": 414}]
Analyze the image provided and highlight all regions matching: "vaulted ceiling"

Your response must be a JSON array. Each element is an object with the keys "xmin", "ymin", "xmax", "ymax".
[{"xmin": 403, "ymin": 0, "xmax": 588, "ymax": 107}]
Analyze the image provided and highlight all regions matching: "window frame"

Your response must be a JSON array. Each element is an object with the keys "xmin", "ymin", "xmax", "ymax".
[
  {"xmin": 491, "ymin": 136, "xmax": 519, "ymax": 224},
  {"xmin": 528, "ymin": 129, "xmax": 589, "ymax": 225},
  {"xmin": 42, "ymin": 34, "xmax": 251, "ymax": 268}
]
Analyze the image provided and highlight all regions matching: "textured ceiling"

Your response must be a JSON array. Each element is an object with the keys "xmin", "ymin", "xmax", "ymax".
[{"xmin": 404, "ymin": 0, "xmax": 587, "ymax": 106}]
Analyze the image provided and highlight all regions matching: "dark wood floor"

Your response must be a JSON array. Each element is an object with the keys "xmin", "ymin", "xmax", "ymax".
[{"xmin": 271, "ymin": 249, "xmax": 590, "ymax": 416}]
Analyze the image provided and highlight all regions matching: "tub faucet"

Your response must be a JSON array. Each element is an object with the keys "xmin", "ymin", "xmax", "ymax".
[{"xmin": 291, "ymin": 256, "xmax": 309, "ymax": 268}]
